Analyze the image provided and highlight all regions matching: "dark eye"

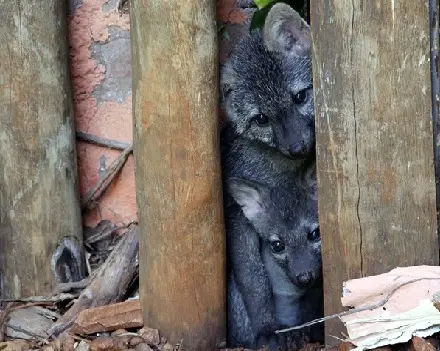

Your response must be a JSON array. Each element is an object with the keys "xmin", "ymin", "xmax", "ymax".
[
  {"xmin": 293, "ymin": 90, "xmax": 308, "ymax": 104},
  {"xmin": 307, "ymin": 228, "xmax": 320, "ymax": 241},
  {"xmin": 270, "ymin": 240, "xmax": 285, "ymax": 253},
  {"xmin": 252, "ymin": 113, "xmax": 269, "ymax": 126}
]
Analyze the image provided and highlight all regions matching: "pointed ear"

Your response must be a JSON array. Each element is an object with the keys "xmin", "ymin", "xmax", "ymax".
[
  {"xmin": 219, "ymin": 64, "xmax": 235, "ymax": 106},
  {"xmin": 299, "ymin": 162, "xmax": 318, "ymax": 201},
  {"xmin": 263, "ymin": 3, "xmax": 311, "ymax": 57},
  {"xmin": 228, "ymin": 177, "xmax": 267, "ymax": 221}
]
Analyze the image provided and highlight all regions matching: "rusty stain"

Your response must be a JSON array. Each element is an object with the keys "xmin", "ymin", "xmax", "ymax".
[{"xmin": 216, "ymin": 0, "xmax": 247, "ymax": 24}]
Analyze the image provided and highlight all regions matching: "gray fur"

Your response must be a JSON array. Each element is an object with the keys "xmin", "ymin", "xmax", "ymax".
[
  {"xmin": 221, "ymin": 4, "xmax": 314, "ymax": 159},
  {"xmin": 220, "ymin": 3, "xmax": 322, "ymax": 349},
  {"xmin": 225, "ymin": 177, "xmax": 323, "ymax": 350},
  {"xmin": 264, "ymin": 3, "xmax": 311, "ymax": 57}
]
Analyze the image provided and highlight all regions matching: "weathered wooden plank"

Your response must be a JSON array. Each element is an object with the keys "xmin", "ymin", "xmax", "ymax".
[
  {"xmin": 130, "ymin": 1, "xmax": 226, "ymax": 350},
  {"xmin": 0, "ymin": 0, "xmax": 84, "ymax": 298},
  {"xmin": 310, "ymin": 0, "xmax": 439, "ymax": 344}
]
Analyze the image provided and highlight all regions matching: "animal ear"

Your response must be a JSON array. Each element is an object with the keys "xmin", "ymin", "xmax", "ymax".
[
  {"xmin": 228, "ymin": 177, "xmax": 267, "ymax": 221},
  {"xmin": 299, "ymin": 162, "xmax": 318, "ymax": 201},
  {"xmin": 220, "ymin": 63, "xmax": 235, "ymax": 101},
  {"xmin": 263, "ymin": 3, "xmax": 310, "ymax": 57}
]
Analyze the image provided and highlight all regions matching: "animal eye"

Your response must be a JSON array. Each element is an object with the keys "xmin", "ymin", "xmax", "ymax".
[
  {"xmin": 252, "ymin": 114, "xmax": 269, "ymax": 126},
  {"xmin": 307, "ymin": 228, "xmax": 320, "ymax": 241},
  {"xmin": 270, "ymin": 240, "xmax": 285, "ymax": 253},
  {"xmin": 293, "ymin": 90, "xmax": 308, "ymax": 104}
]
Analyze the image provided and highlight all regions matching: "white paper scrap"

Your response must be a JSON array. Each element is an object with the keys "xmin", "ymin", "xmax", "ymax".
[{"xmin": 342, "ymin": 299, "xmax": 440, "ymax": 351}]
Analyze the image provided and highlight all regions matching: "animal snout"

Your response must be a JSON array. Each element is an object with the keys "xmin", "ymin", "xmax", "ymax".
[
  {"xmin": 295, "ymin": 271, "xmax": 314, "ymax": 288},
  {"xmin": 288, "ymin": 141, "xmax": 307, "ymax": 157}
]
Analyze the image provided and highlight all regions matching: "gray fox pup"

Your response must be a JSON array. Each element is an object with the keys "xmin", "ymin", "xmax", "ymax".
[
  {"xmin": 226, "ymin": 177, "xmax": 323, "ymax": 350},
  {"xmin": 220, "ymin": 2, "xmax": 322, "ymax": 349}
]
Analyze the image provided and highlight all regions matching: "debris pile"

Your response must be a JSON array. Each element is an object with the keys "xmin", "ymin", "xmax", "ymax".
[{"xmin": 2, "ymin": 223, "xmax": 440, "ymax": 351}]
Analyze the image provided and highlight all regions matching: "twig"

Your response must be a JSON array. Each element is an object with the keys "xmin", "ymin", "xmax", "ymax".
[
  {"xmin": 55, "ymin": 278, "xmax": 91, "ymax": 294},
  {"xmin": 275, "ymin": 277, "xmax": 440, "ymax": 334},
  {"xmin": 0, "ymin": 302, "xmax": 14, "ymax": 342},
  {"xmin": 48, "ymin": 225, "xmax": 139, "ymax": 337},
  {"xmin": 76, "ymin": 131, "xmax": 130, "ymax": 151},
  {"xmin": 0, "ymin": 293, "xmax": 77, "ymax": 303},
  {"xmin": 9, "ymin": 302, "xmax": 55, "ymax": 312},
  {"xmin": 81, "ymin": 143, "xmax": 133, "ymax": 211},
  {"xmin": 85, "ymin": 221, "xmax": 136, "ymax": 246}
]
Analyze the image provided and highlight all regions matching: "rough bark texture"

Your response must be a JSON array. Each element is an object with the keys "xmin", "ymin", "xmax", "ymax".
[
  {"xmin": 310, "ymin": 0, "xmax": 439, "ymax": 344},
  {"xmin": 130, "ymin": 1, "xmax": 226, "ymax": 350},
  {"xmin": 0, "ymin": 0, "xmax": 84, "ymax": 298}
]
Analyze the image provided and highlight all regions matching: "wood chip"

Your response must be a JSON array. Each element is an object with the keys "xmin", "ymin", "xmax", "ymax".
[
  {"xmin": 89, "ymin": 337, "xmax": 116, "ymax": 351},
  {"xmin": 139, "ymin": 327, "xmax": 160, "ymax": 345},
  {"xmin": 410, "ymin": 336, "xmax": 436, "ymax": 351},
  {"xmin": 129, "ymin": 336, "xmax": 145, "ymax": 347},
  {"xmin": 134, "ymin": 344, "xmax": 152, "ymax": 351},
  {"xmin": 71, "ymin": 299, "xmax": 142, "ymax": 335},
  {"xmin": 338, "ymin": 342, "xmax": 355, "ymax": 351},
  {"xmin": 58, "ymin": 332, "xmax": 75, "ymax": 351}
]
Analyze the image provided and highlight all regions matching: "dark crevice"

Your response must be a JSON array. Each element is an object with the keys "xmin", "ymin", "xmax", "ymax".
[
  {"xmin": 51, "ymin": 237, "xmax": 85, "ymax": 283},
  {"xmin": 350, "ymin": 2, "xmax": 363, "ymax": 276},
  {"xmin": 429, "ymin": 0, "xmax": 440, "ymax": 246}
]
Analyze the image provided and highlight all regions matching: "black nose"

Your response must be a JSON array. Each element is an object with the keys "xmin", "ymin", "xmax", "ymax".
[
  {"xmin": 295, "ymin": 271, "xmax": 314, "ymax": 288},
  {"xmin": 289, "ymin": 141, "xmax": 307, "ymax": 156}
]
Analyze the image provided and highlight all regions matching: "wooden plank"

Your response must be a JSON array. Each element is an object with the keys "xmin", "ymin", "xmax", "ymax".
[
  {"xmin": 130, "ymin": 1, "xmax": 226, "ymax": 350},
  {"xmin": 0, "ymin": 0, "xmax": 84, "ymax": 298},
  {"xmin": 71, "ymin": 300, "xmax": 143, "ymax": 335},
  {"xmin": 310, "ymin": 0, "xmax": 439, "ymax": 344}
]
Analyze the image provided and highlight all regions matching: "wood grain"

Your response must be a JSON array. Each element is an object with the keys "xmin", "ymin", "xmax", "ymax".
[
  {"xmin": 0, "ymin": 0, "xmax": 83, "ymax": 298},
  {"xmin": 130, "ymin": 1, "xmax": 226, "ymax": 349},
  {"xmin": 310, "ymin": 0, "xmax": 439, "ymax": 344}
]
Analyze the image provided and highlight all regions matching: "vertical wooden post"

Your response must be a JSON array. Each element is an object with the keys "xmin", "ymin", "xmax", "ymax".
[
  {"xmin": 311, "ymin": 1, "xmax": 439, "ymax": 344},
  {"xmin": 0, "ymin": 1, "xmax": 84, "ymax": 298},
  {"xmin": 130, "ymin": 1, "xmax": 226, "ymax": 350}
]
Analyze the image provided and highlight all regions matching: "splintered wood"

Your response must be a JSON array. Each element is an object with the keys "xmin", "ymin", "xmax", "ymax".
[{"xmin": 48, "ymin": 225, "xmax": 139, "ymax": 337}]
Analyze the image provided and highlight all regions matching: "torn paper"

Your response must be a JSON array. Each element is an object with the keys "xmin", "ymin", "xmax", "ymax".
[{"xmin": 340, "ymin": 266, "xmax": 440, "ymax": 351}]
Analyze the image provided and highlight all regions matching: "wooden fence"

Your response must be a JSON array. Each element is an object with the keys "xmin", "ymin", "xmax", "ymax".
[{"xmin": 0, "ymin": 0, "xmax": 439, "ymax": 349}]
